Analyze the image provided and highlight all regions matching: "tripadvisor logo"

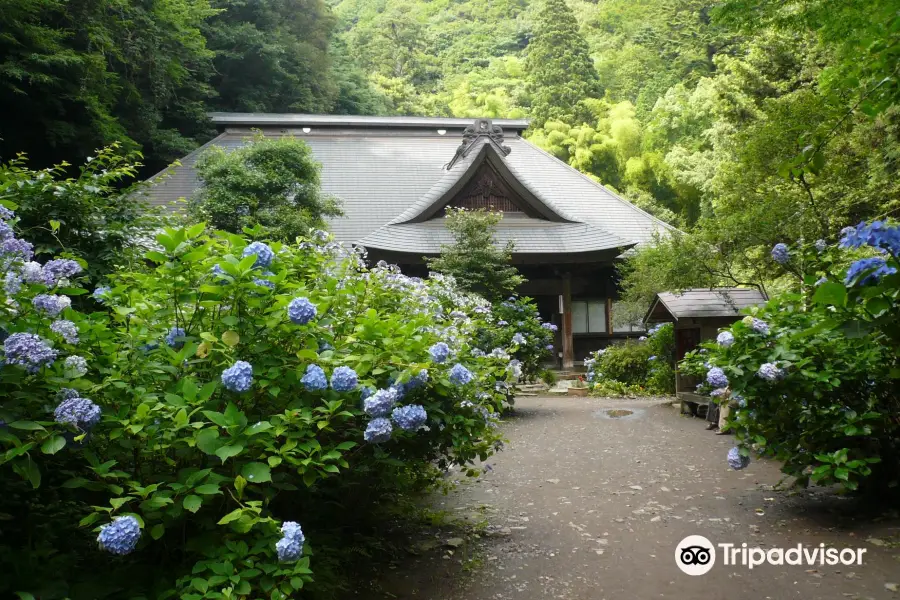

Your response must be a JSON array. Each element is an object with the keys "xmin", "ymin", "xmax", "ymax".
[{"xmin": 675, "ymin": 535, "xmax": 868, "ymax": 575}]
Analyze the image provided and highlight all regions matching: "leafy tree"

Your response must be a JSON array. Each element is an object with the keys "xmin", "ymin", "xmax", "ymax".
[
  {"xmin": 189, "ymin": 136, "xmax": 341, "ymax": 241},
  {"xmin": 524, "ymin": 0, "xmax": 601, "ymax": 127},
  {"xmin": 427, "ymin": 208, "xmax": 524, "ymax": 301},
  {"xmin": 0, "ymin": 144, "xmax": 162, "ymax": 282},
  {"xmin": 204, "ymin": 0, "xmax": 339, "ymax": 114}
]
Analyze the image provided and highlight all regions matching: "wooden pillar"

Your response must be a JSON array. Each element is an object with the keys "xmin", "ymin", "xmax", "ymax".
[{"xmin": 561, "ymin": 273, "xmax": 574, "ymax": 370}]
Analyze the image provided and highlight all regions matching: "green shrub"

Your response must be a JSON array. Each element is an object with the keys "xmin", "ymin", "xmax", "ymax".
[
  {"xmin": 0, "ymin": 213, "xmax": 516, "ymax": 598},
  {"xmin": 681, "ymin": 230, "xmax": 900, "ymax": 494},
  {"xmin": 591, "ymin": 340, "xmax": 652, "ymax": 385},
  {"xmin": 189, "ymin": 135, "xmax": 342, "ymax": 242},
  {"xmin": 474, "ymin": 295, "xmax": 554, "ymax": 382},
  {"xmin": 540, "ymin": 369, "xmax": 557, "ymax": 386}
]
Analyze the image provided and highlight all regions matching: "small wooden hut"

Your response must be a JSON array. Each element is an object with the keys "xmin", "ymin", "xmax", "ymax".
[{"xmin": 645, "ymin": 288, "xmax": 768, "ymax": 411}]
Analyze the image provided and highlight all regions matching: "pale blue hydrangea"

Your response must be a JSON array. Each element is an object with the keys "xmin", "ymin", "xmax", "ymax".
[
  {"xmin": 4, "ymin": 271, "xmax": 22, "ymax": 294},
  {"xmin": 545, "ymin": 344, "xmax": 554, "ymax": 351},
  {"xmin": 222, "ymin": 360, "xmax": 253, "ymax": 392},
  {"xmin": 727, "ymin": 447, "xmax": 750, "ymax": 470},
  {"xmin": 497, "ymin": 320, "xmax": 508, "ymax": 326},
  {"xmin": 814, "ymin": 239, "xmax": 827, "ymax": 253},
  {"xmin": 429, "ymin": 342, "xmax": 450, "ymax": 363},
  {"xmin": 489, "ymin": 348, "xmax": 510, "ymax": 360},
  {"xmin": 757, "ymin": 362, "xmax": 784, "ymax": 382},
  {"xmin": 815, "ymin": 276, "xmax": 828, "ymax": 286},
  {"xmin": 541, "ymin": 322, "xmax": 558, "ymax": 332},
  {"xmin": 92, "ymin": 286, "xmax": 111, "ymax": 302},
  {"xmin": 33, "ymin": 294, "xmax": 68, "ymax": 316},
  {"xmin": 750, "ymin": 318, "xmax": 769, "ymax": 335},
  {"xmin": 54, "ymin": 395, "xmax": 101, "ymax": 429},
  {"xmin": 4, "ymin": 332, "xmax": 57, "ymax": 372},
  {"xmin": 51, "ymin": 320, "xmax": 79, "ymax": 344},
  {"xmin": 360, "ymin": 386, "xmax": 375, "ymax": 400},
  {"xmin": 706, "ymin": 367, "xmax": 728, "ymax": 388},
  {"xmin": 22, "ymin": 262, "xmax": 42, "ymax": 283},
  {"xmin": 165, "ymin": 326, "xmax": 185, "ymax": 348},
  {"xmin": 449, "ymin": 363, "xmax": 474, "ymax": 385},
  {"xmin": 64, "ymin": 355, "xmax": 88, "ymax": 377},
  {"xmin": 511, "ymin": 332, "xmax": 526, "ymax": 345},
  {"xmin": 253, "ymin": 276, "xmax": 275, "ymax": 289},
  {"xmin": 275, "ymin": 521, "xmax": 305, "ymax": 562},
  {"xmin": 287, "ymin": 297, "xmax": 317, "ymax": 325},
  {"xmin": 717, "ymin": 331, "xmax": 735, "ymax": 347},
  {"xmin": 648, "ymin": 355, "xmax": 657, "ymax": 361},
  {"xmin": 507, "ymin": 359, "xmax": 523, "ymax": 380},
  {"xmin": 638, "ymin": 336, "xmax": 647, "ymax": 341},
  {"xmin": 330, "ymin": 366, "xmax": 358, "ymax": 392},
  {"xmin": 710, "ymin": 387, "xmax": 728, "ymax": 398},
  {"xmin": 98, "ymin": 516, "xmax": 141, "ymax": 555},
  {"xmin": 363, "ymin": 388, "xmax": 398, "ymax": 417},
  {"xmin": 1, "ymin": 237, "xmax": 33, "ymax": 262},
  {"xmin": 364, "ymin": 417, "xmax": 393, "ymax": 443},
  {"xmin": 733, "ymin": 394, "xmax": 747, "ymax": 408},
  {"xmin": 391, "ymin": 404, "xmax": 427, "ymax": 431},
  {"xmin": 41, "ymin": 259, "xmax": 82, "ymax": 286},
  {"xmin": 242, "ymin": 241, "xmax": 274, "ymax": 269},
  {"xmin": 301, "ymin": 364, "xmax": 327, "ymax": 391},
  {"xmin": 0, "ymin": 205, "xmax": 13, "ymax": 221},
  {"xmin": 770, "ymin": 243, "xmax": 790, "ymax": 264}
]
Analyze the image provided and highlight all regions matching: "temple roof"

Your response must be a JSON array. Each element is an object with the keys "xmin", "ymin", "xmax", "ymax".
[{"xmin": 143, "ymin": 114, "xmax": 673, "ymax": 260}]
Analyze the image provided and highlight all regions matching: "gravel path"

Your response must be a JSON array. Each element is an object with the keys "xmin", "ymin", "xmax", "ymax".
[{"xmin": 364, "ymin": 396, "xmax": 900, "ymax": 599}]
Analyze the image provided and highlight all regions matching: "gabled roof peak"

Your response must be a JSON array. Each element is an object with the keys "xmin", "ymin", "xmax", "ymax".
[{"xmin": 446, "ymin": 119, "xmax": 513, "ymax": 170}]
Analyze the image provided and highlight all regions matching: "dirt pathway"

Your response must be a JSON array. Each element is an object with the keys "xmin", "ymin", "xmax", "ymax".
[{"xmin": 357, "ymin": 396, "xmax": 900, "ymax": 599}]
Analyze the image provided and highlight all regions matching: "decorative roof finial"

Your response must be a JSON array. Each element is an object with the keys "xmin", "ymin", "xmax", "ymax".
[{"xmin": 445, "ymin": 118, "xmax": 511, "ymax": 170}]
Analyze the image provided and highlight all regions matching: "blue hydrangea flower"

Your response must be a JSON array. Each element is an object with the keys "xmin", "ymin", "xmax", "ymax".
[
  {"xmin": 253, "ymin": 277, "xmax": 275, "ymax": 289},
  {"xmin": 429, "ymin": 342, "xmax": 450, "ymax": 363},
  {"xmin": 814, "ymin": 239, "xmax": 827, "ymax": 253},
  {"xmin": 545, "ymin": 344, "xmax": 554, "ymax": 351},
  {"xmin": 449, "ymin": 363, "xmax": 474, "ymax": 385},
  {"xmin": 497, "ymin": 320, "xmax": 508, "ymax": 326},
  {"xmin": 287, "ymin": 297, "xmax": 317, "ymax": 325},
  {"xmin": 41, "ymin": 259, "xmax": 82, "ymax": 286},
  {"xmin": 750, "ymin": 318, "xmax": 769, "ymax": 335},
  {"xmin": 222, "ymin": 360, "xmax": 253, "ymax": 392},
  {"xmin": 839, "ymin": 220, "xmax": 900, "ymax": 255},
  {"xmin": 363, "ymin": 388, "xmax": 398, "ymax": 417},
  {"xmin": 757, "ymin": 362, "xmax": 784, "ymax": 382},
  {"xmin": 301, "ymin": 364, "xmax": 327, "ymax": 391},
  {"xmin": 64, "ymin": 355, "xmax": 88, "ymax": 377},
  {"xmin": 92, "ymin": 286, "xmax": 111, "ymax": 302},
  {"xmin": 4, "ymin": 332, "xmax": 57, "ymax": 372},
  {"xmin": 733, "ymin": 394, "xmax": 747, "ymax": 408},
  {"xmin": 815, "ymin": 276, "xmax": 828, "ymax": 286},
  {"xmin": 727, "ymin": 447, "xmax": 750, "ymax": 470},
  {"xmin": 511, "ymin": 332, "xmax": 526, "ymax": 345},
  {"xmin": 771, "ymin": 243, "xmax": 789, "ymax": 264},
  {"xmin": 710, "ymin": 387, "xmax": 728, "ymax": 398},
  {"xmin": 360, "ymin": 386, "xmax": 375, "ymax": 400},
  {"xmin": 242, "ymin": 241, "xmax": 275, "ymax": 269},
  {"xmin": 330, "ymin": 366, "xmax": 358, "ymax": 392},
  {"xmin": 364, "ymin": 417, "xmax": 393, "ymax": 443},
  {"xmin": 51, "ymin": 320, "xmax": 79, "ymax": 344},
  {"xmin": 716, "ymin": 331, "xmax": 734, "ymax": 347},
  {"xmin": 0, "ymin": 205, "xmax": 13, "ymax": 221},
  {"xmin": 1, "ymin": 237, "xmax": 34, "ymax": 262},
  {"xmin": 165, "ymin": 326, "xmax": 185, "ymax": 348},
  {"xmin": 706, "ymin": 367, "xmax": 728, "ymax": 388},
  {"xmin": 54, "ymin": 396, "xmax": 101, "ymax": 429},
  {"xmin": 507, "ymin": 359, "xmax": 523, "ymax": 380},
  {"xmin": 275, "ymin": 521, "xmax": 305, "ymax": 562},
  {"xmin": 648, "ymin": 355, "xmax": 657, "ymax": 361},
  {"xmin": 98, "ymin": 516, "xmax": 141, "ymax": 555},
  {"xmin": 32, "ymin": 294, "xmax": 67, "ymax": 316},
  {"xmin": 401, "ymin": 369, "xmax": 429, "ymax": 392},
  {"xmin": 844, "ymin": 257, "xmax": 897, "ymax": 286},
  {"xmin": 541, "ymin": 322, "xmax": 558, "ymax": 332},
  {"xmin": 4, "ymin": 271, "xmax": 22, "ymax": 295},
  {"xmin": 391, "ymin": 404, "xmax": 427, "ymax": 431}
]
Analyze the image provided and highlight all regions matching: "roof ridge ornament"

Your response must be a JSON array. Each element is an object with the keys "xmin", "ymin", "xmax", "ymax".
[{"xmin": 445, "ymin": 118, "xmax": 511, "ymax": 170}]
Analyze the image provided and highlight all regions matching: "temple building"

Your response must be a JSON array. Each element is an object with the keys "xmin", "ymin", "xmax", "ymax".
[{"xmin": 143, "ymin": 113, "xmax": 673, "ymax": 367}]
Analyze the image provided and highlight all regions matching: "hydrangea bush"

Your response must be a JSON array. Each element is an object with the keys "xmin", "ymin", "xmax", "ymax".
[
  {"xmin": 0, "ymin": 216, "xmax": 518, "ymax": 597},
  {"xmin": 473, "ymin": 296, "xmax": 554, "ymax": 383},
  {"xmin": 681, "ymin": 226, "xmax": 900, "ymax": 493}
]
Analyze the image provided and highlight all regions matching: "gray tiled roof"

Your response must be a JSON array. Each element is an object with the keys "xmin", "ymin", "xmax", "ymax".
[
  {"xmin": 142, "ymin": 115, "xmax": 674, "ymax": 256},
  {"xmin": 208, "ymin": 112, "xmax": 530, "ymax": 131},
  {"xmin": 649, "ymin": 288, "xmax": 769, "ymax": 320}
]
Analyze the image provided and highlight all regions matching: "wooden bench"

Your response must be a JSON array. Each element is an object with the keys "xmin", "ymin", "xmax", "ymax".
[{"xmin": 677, "ymin": 392, "xmax": 713, "ymax": 419}]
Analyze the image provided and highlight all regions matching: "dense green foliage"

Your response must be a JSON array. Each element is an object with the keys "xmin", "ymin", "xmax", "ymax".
[
  {"xmin": 681, "ymin": 230, "xmax": 900, "ymax": 493},
  {"xmin": 0, "ymin": 146, "xmax": 162, "ymax": 283},
  {"xmin": 474, "ymin": 296, "xmax": 554, "ymax": 382},
  {"xmin": 0, "ymin": 210, "xmax": 519, "ymax": 597},
  {"xmin": 189, "ymin": 136, "xmax": 342, "ymax": 241},
  {"xmin": 426, "ymin": 208, "xmax": 524, "ymax": 302},
  {"xmin": 584, "ymin": 323, "xmax": 676, "ymax": 395}
]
